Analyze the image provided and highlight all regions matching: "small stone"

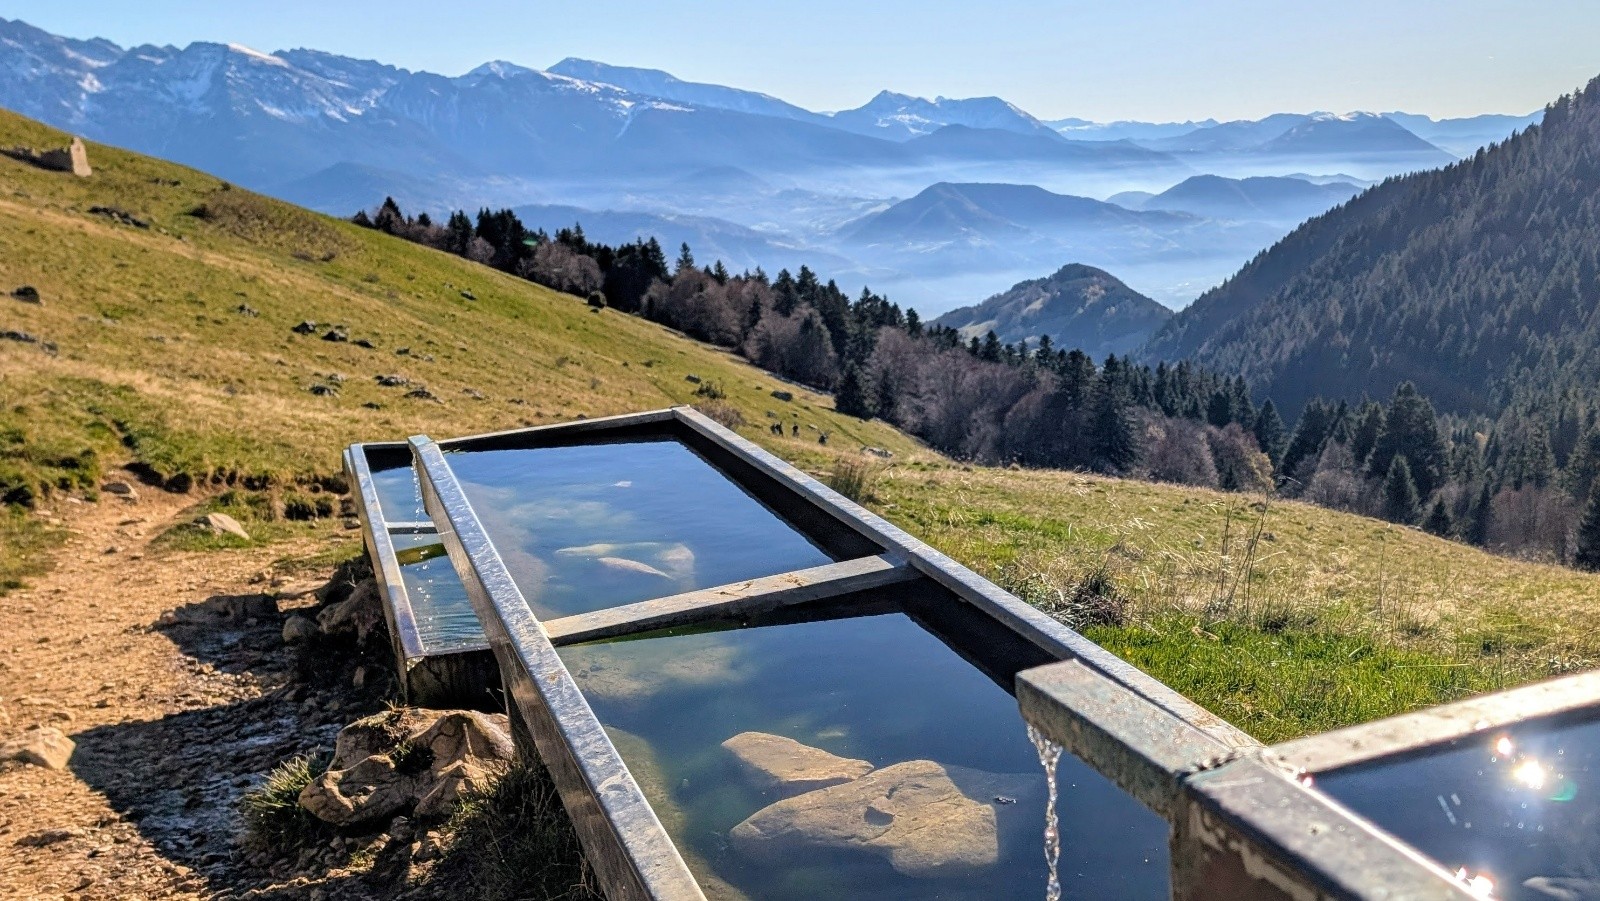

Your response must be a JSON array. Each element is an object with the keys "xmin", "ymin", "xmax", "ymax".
[
  {"xmin": 0, "ymin": 727, "xmax": 75, "ymax": 770},
  {"xmin": 322, "ymin": 327, "xmax": 349, "ymax": 343},
  {"xmin": 459, "ymin": 289, "xmax": 476, "ymax": 301},
  {"xmin": 351, "ymin": 666, "xmax": 369, "ymax": 689},
  {"xmin": 375, "ymin": 374, "xmax": 409, "ymax": 388},
  {"xmin": 11, "ymin": 285, "xmax": 40, "ymax": 304},
  {"xmin": 282, "ymin": 615, "xmax": 318, "ymax": 644},
  {"xmin": 291, "ymin": 320, "xmax": 318, "ymax": 335},
  {"xmin": 100, "ymin": 480, "xmax": 137, "ymax": 499},
  {"xmin": 771, "ymin": 389, "xmax": 794, "ymax": 402},
  {"xmin": 309, "ymin": 384, "xmax": 339, "ymax": 397},
  {"xmin": 684, "ymin": 374, "xmax": 702, "ymax": 383},
  {"xmin": 199, "ymin": 512, "xmax": 250, "ymax": 541}
]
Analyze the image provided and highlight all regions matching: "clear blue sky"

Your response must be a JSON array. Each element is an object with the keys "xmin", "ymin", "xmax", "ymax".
[{"xmin": 4, "ymin": 1, "xmax": 1594, "ymax": 121}]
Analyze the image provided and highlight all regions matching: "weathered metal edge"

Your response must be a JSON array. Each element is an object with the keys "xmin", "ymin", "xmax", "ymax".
[
  {"xmin": 409, "ymin": 435, "xmax": 708, "ymax": 901},
  {"xmin": 1016, "ymin": 659, "xmax": 1233, "ymax": 819},
  {"xmin": 1179, "ymin": 757, "xmax": 1475, "ymax": 900},
  {"xmin": 669, "ymin": 406, "xmax": 1258, "ymax": 751},
  {"xmin": 1271, "ymin": 668, "xmax": 1600, "ymax": 775},
  {"xmin": 433, "ymin": 408, "xmax": 679, "ymax": 448},
  {"xmin": 543, "ymin": 554, "xmax": 919, "ymax": 645},
  {"xmin": 344, "ymin": 444, "xmax": 430, "ymax": 682}
]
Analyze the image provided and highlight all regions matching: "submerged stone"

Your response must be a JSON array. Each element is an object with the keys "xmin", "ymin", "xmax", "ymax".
[
  {"xmin": 722, "ymin": 732, "xmax": 873, "ymax": 797},
  {"xmin": 730, "ymin": 759, "xmax": 1037, "ymax": 878}
]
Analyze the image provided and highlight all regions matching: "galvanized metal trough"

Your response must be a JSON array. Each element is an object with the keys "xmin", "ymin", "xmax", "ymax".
[{"xmin": 348, "ymin": 407, "xmax": 1585, "ymax": 900}]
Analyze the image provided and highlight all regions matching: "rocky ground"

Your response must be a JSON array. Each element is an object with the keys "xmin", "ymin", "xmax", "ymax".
[{"xmin": 0, "ymin": 477, "xmax": 471, "ymax": 900}]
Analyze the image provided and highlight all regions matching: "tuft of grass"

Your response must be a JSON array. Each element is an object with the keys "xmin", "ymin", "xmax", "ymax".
[
  {"xmin": 826, "ymin": 455, "xmax": 881, "ymax": 503},
  {"xmin": 240, "ymin": 753, "xmax": 332, "ymax": 852},
  {"xmin": 432, "ymin": 762, "xmax": 601, "ymax": 901}
]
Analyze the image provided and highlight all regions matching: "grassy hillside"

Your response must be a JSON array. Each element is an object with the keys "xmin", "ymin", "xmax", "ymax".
[{"xmin": 3, "ymin": 109, "xmax": 1597, "ymax": 742}]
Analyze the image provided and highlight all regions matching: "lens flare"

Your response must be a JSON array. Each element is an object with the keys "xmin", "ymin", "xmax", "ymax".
[
  {"xmin": 1494, "ymin": 736, "xmax": 1514, "ymax": 757},
  {"xmin": 1512, "ymin": 759, "xmax": 1547, "ymax": 791}
]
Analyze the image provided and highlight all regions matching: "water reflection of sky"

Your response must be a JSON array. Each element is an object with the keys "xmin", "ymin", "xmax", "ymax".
[
  {"xmin": 1314, "ymin": 716, "xmax": 1600, "ymax": 901},
  {"xmin": 446, "ymin": 439, "xmax": 834, "ymax": 619},
  {"xmin": 561, "ymin": 612, "xmax": 1171, "ymax": 901}
]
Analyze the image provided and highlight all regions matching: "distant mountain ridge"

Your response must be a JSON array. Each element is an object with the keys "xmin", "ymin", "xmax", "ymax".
[
  {"xmin": 933, "ymin": 263, "xmax": 1172, "ymax": 357},
  {"xmin": 1141, "ymin": 76, "xmax": 1600, "ymax": 417},
  {"xmin": 1111, "ymin": 174, "xmax": 1362, "ymax": 222}
]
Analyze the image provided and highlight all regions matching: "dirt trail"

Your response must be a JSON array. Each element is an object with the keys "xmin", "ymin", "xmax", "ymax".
[{"xmin": 0, "ymin": 482, "xmax": 379, "ymax": 900}]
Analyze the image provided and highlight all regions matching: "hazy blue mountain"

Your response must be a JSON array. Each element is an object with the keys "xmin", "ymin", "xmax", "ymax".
[
  {"xmin": 1132, "ymin": 174, "xmax": 1361, "ymax": 221},
  {"xmin": 1257, "ymin": 112, "xmax": 1448, "ymax": 158},
  {"xmin": 932, "ymin": 263, "xmax": 1172, "ymax": 355},
  {"xmin": 1138, "ymin": 113, "xmax": 1313, "ymax": 152},
  {"xmin": 835, "ymin": 182, "xmax": 1284, "ymax": 309},
  {"xmin": 828, "ymin": 90, "xmax": 1059, "ymax": 140},
  {"xmin": 1382, "ymin": 110, "xmax": 1541, "ymax": 156},
  {"xmin": 546, "ymin": 58, "xmax": 827, "ymax": 124}
]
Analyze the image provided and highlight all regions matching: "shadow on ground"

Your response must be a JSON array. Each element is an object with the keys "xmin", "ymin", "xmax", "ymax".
[{"xmin": 66, "ymin": 592, "xmax": 399, "ymax": 898}]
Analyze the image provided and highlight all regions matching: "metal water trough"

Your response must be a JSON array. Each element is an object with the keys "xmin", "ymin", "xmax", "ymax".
[
  {"xmin": 343, "ymin": 442, "xmax": 496, "ymax": 708},
  {"xmin": 351, "ymin": 407, "xmax": 1562, "ymax": 900}
]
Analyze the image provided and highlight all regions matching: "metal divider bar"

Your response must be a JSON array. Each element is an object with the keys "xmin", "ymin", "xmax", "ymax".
[
  {"xmin": 344, "ymin": 446, "xmax": 429, "ymax": 667},
  {"xmin": 542, "ymin": 554, "xmax": 919, "ymax": 646},
  {"xmin": 409, "ymin": 434, "xmax": 708, "ymax": 901}
]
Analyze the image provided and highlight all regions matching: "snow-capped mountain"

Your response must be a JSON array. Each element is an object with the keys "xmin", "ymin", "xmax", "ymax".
[{"xmin": 828, "ymin": 90, "xmax": 1060, "ymax": 140}]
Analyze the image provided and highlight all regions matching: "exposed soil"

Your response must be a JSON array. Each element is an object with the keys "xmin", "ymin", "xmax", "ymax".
[{"xmin": 0, "ymin": 480, "xmax": 417, "ymax": 900}]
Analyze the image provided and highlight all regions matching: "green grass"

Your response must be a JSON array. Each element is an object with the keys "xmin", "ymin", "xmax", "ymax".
[
  {"xmin": 1087, "ymin": 616, "xmax": 1522, "ymax": 743},
  {"xmin": 5, "ymin": 107, "xmax": 1600, "ymax": 740},
  {"xmin": 240, "ymin": 753, "xmax": 332, "ymax": 852}
]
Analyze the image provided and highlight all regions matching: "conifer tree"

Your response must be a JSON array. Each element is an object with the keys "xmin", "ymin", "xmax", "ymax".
[
  {"xmin": 834, "ymin": 362, "xmax": 874, "ymax": 419},
  {"xmin": 1574, "ymin": 487, "xmax": 1600, "ymax": 572},
  {"xmin": 1422, "ymin": 498, "xmax": 1452, "ymax": 537},
  {"xmin": 1252, "ymin": 399, "xmax": 1288, "ymax": 468},
  {"xmin": 1381, "ymin": 456, "xmax": 1421, "ymax": 524}
]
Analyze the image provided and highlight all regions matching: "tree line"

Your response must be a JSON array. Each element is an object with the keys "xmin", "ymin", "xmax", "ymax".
[{"xmin": 354, "ymin": 198, "xmax": 1600, "ymax": 571}]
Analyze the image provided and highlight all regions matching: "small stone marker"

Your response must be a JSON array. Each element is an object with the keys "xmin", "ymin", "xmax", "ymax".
[{"xmin": 68, "ymin": 137, "xmax": 90, "ymax": 177}]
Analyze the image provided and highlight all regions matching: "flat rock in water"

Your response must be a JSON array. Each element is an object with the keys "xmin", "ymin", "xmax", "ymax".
[
  {"xmin": 730, "ymin": 759, "xmax": 1037, "ymax": 878},
  {"xmin": 722, "ymin": 732, "xmax": 873, "ymax": 796},
  {"xmin": 595, "ymin": 556, "xmax": 672, "ymax": 579},
  {"xmin": 199, "ymin": 512, "xmax": 250, "ymax": 540},
  {"xmin": 1, "ymin": 726, "xmax": 75, "ymax": 770}
]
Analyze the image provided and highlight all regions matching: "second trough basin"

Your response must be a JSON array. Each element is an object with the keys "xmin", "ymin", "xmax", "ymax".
[{"xmin": 560, "ymin": 603, "xmax": 1170, "ymax": 900}]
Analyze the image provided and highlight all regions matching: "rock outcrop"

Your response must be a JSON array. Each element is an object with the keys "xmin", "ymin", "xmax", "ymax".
[
  {"xmin": 1, "ymin": 726, "xmax": 75, "ymax": 770},
  {"xmin": 299, "ymin": 709, "xmax": 514, "ymax": 826}
]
